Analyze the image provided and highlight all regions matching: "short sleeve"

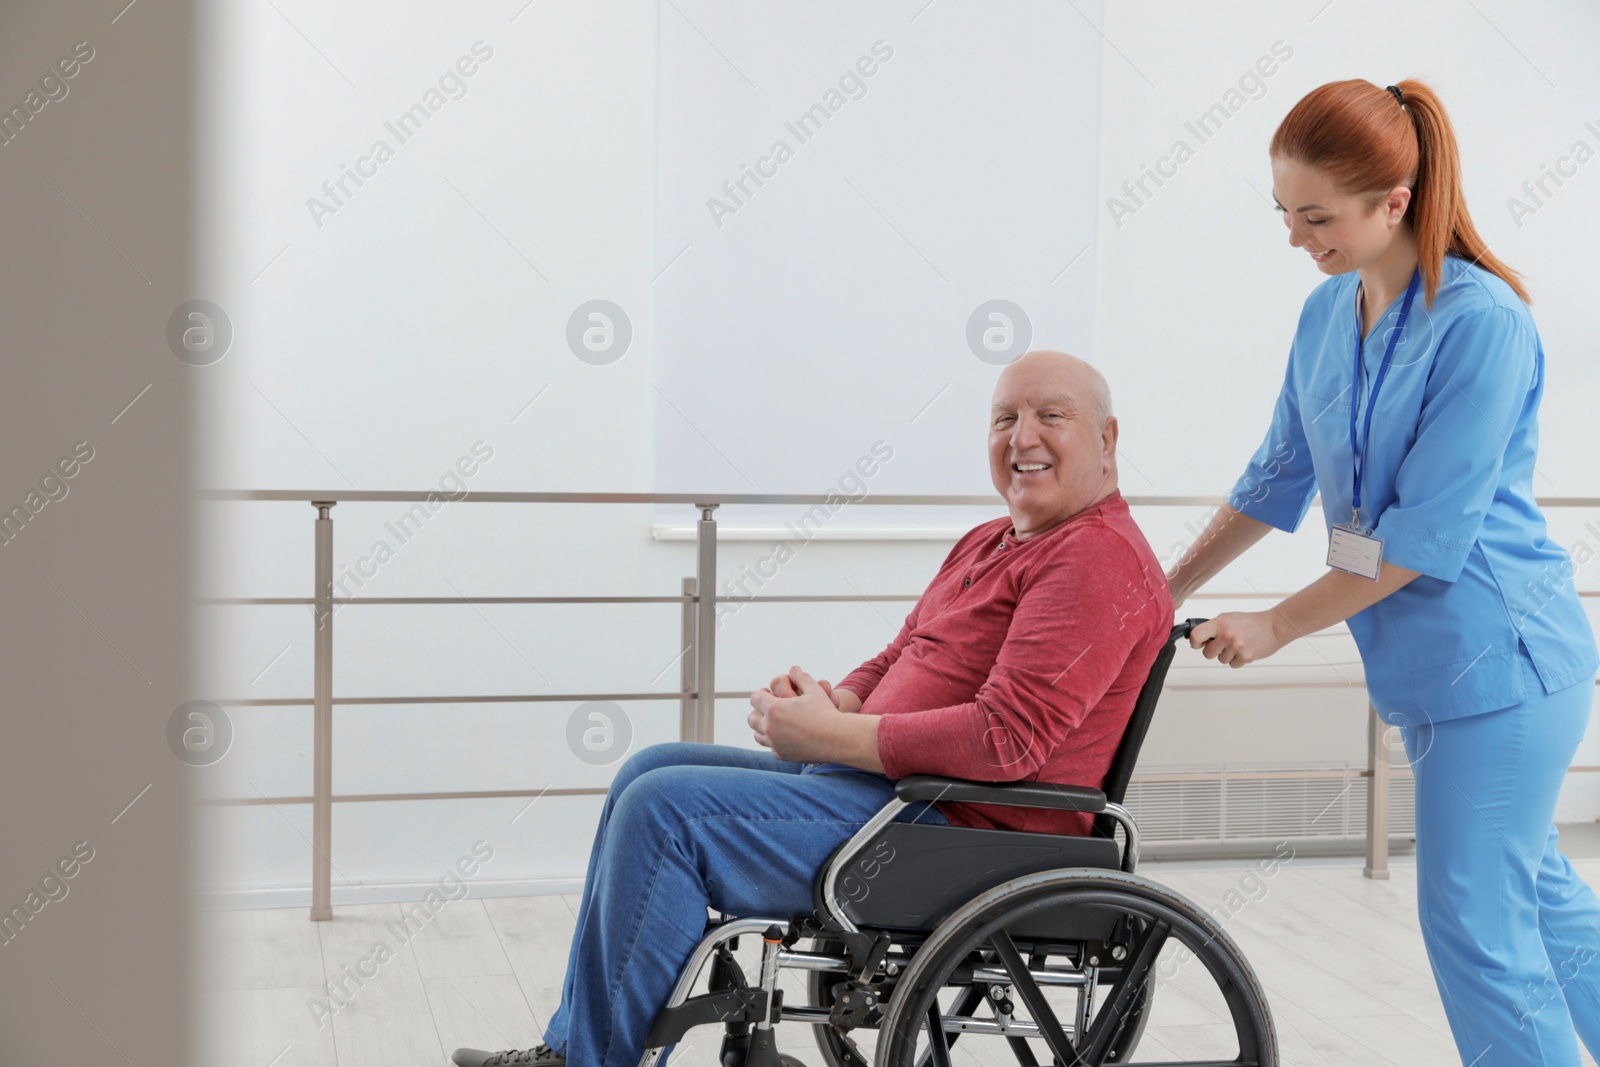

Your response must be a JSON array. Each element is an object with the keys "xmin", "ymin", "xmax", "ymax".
[
  {"xmin": 1226, "ymin": 348, "xmax": 1318, "ymax": 531},
  {"xmin": 1370, "ymin": 307, "xmax": 1538, "ymax": 582}
]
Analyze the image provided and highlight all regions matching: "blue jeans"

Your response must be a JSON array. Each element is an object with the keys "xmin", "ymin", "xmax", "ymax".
[
  {"xmin": 542, "ymin": 742, "xmax": 946, "ymax": 1067},
  {"xmin": 1401, "ymin": 676, "xmax": 1600, "ymax": 1065}
]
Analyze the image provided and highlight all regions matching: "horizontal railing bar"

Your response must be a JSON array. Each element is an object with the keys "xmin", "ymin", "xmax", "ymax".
[
  {"xmin": 201, "ymin": 764, "xmax": 1600, "ymax": 807},
  {"xmin": 206, "ymin": 786, "xmax": 609, "ymax": 806},
  {"xmin": 338, "ymin": 692, "xmax": 698, "ymax": 705},
  {"xmin": 200, "ymin": 596, "xmax": 691, "ymax": 606},
  {"xmin": 201, "ymin": 490, "xmax": 1006, "ymax": 505},
  {"xmin": 198, "ymin": 490, "xmax": 1600, "ymax": 507},
  {"xmin": 1135, "ymin": 768, "xmax": 1388, "ymax": 782},
  {"xmin": 716, "ymin": 594, "xmax": 921, "ymax": 603},
  {"xmin": 221, "ymin": 692, "xmax": 691, "ymax": 707},
  {"xmin": 223, "ymin": 699, "xmax": 313, "ymax": 706},
  {"xmin": 1189, "ymin": 590, "xmax": 1598, "ymax": 599},
  {"xmin": 1156, "ymin": 679, "xmax": 1600, "ymax": 691},
  {"xmin": 1171, "ymin": 661, "xmax": 1361, "ymax": 670},
  {"xmin": 197, "ymin": 590, "xmax": 1600, "ymax": 608},
  {"xmin": 217, "ymin": 678, "xmax": 1600, "ymax": 707},
  {"xmin": 218, "ymin": 689, "xmax": 864, "ymax": 707},
  {"xmin": 199, "ymin": 594, "xmax": 924, "ymax": 607},
  {"xmin": 1164, "ymin": 681, "xmax": 1367, "ymax": 690}
]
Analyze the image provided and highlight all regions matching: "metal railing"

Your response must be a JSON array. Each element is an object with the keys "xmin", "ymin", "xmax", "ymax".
[{"xmin": 198, "ymin": 490, "xmax": 1600, "ymax": 917}]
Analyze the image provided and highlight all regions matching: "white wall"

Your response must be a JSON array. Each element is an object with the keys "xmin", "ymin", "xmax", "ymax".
[
  {"xmin": 195, "ymin": 0, "xmax": 1600, "ymax": 904},
  {"xmin": 652, "ymin": 3, "xmax": 1102, "ymax": 506}
]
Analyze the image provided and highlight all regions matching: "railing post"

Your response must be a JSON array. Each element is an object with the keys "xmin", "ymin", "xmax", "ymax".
[
  {"xmin": 680, "ymin": 576, "xmax": 698, "ymax": 742},
  {"xmin": 312, "ymin": 501, "xmax": 336, "ymax": 919},
  {"xmin": 1363, "ymin": 702, "xmax": 1390, "ymax": 880},
  {"xmin": 694, "ymin": 505, "xmax": 718, "ymax": 744}
]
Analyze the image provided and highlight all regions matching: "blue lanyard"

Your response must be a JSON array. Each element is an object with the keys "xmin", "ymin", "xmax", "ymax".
[{"xmin": 1349, "ymin": 266, "xmax": 1421, "ymax": 527}]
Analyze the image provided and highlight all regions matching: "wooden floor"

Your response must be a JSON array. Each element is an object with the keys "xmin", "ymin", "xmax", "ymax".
[{"xmin": 200, "ymin": 857, "xmax": 1600, "ymax": 1067}]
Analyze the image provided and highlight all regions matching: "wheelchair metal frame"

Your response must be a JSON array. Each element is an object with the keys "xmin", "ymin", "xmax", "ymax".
[
  {"xmin": 638, "ymin": 795, "xmax": 1145, "ymax": 1067},
  {"xmin": 635, "ymin": 619, "xmax": 1275, "ymax": 1067}
]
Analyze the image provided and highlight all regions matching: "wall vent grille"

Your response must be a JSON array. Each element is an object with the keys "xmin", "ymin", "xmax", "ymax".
[{"xmin": 1123, "ymin": 766, "xmax": 1414, "ymax": 844}]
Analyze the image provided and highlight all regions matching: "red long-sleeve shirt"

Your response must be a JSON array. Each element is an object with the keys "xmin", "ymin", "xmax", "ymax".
[{"xmin": 837, "ymin": 491, "xmax": 1172, "ymax": 836}]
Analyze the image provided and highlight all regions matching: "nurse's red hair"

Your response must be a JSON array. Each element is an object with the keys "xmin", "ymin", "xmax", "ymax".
[{"xmin": 1270, "ymin": 79, "xmax": 1529, "ymax": 307}]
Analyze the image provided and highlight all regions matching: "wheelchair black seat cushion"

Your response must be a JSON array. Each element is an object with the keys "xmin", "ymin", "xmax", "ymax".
[{"xmin": 809, "ymin": 821, "xmax": 1121, "ymax": 934}]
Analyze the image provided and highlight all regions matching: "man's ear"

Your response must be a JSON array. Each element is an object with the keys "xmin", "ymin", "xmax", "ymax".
[{"xmin": 1102, "ymin": 415, "xmax": 1119, "ymax": 465}]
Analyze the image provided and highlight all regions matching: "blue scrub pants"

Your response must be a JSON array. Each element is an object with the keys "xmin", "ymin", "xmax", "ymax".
[
  {"xmin": 1400, "ymin": 676, "xmax": 1600, "ymax": 1066},
  {"xmin": 541, "ymin": 742, "xmax": 945, "ymax": 1067}
]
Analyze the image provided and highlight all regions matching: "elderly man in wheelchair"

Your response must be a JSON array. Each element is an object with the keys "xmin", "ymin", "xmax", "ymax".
[{"xmin": 452, "ymin": 351, "xmax": 1276, "ymax": 1067}]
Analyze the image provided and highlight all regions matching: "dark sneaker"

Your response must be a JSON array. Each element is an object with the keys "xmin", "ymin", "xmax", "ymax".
[{"xmin": 450, "ymin": 1044, "xmax": 566, "ymax": 1067}]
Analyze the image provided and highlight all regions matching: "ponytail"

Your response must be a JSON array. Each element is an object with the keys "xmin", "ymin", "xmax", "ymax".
[{"xmin": 1270, "ymin": 78, "xmax": 1529, "ymax": 306}]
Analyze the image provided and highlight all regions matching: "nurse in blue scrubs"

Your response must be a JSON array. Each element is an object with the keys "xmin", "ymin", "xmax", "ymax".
[{"xmin": 1165, "ymin": 79, "xmax": 1600, "ymax": 1066}]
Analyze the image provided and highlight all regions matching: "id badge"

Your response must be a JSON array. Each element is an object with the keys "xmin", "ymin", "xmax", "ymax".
[{"xmin": 1327, "ymin": 523, "xmax": 1384, "ymax": 581}]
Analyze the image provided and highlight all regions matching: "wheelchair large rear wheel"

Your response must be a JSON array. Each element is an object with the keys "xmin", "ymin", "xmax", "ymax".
[
  {"xmin": 808, "ymin": 943, "xmax": 1148, "ymax": 1067},
  {"xmin": 870, "ymin": 869, "xmax": 1274, "ymax": 1066}
]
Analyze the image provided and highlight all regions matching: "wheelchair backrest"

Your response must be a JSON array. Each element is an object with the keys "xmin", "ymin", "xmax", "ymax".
[{"xmin": 1092, "ymin": 618, "xmax": 1204, "ymax": 838}]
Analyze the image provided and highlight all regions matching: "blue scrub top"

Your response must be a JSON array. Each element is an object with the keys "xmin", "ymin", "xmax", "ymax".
[{"xmin": 1228, "ymin": 253, "xmax": 1598, "ymax": 726}]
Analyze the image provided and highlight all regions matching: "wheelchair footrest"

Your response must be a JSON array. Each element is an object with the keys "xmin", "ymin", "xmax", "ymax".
[{"xmin": 645, "ymin": 988, "xmax": 778, "ymax": 1048}]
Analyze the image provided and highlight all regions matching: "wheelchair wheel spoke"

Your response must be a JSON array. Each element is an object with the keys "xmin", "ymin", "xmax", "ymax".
[
  {"xmin": 922, "ymin": 999, "xmax": 955, "ymax": 1067},
  {"xmin": 1004, "ymin": 1035, "xmax": 1040, "ymax": 1067},
  {"xmin": 948, "ymin": 981, "xmax": 984, "ymax": 1026},
  {"xmin": 1079, "ymin": 918, "xmax": 1170, "ymax": 1065},
  {"xmin": 911, "ymin": 985, "xmax": 984, "ymax": 1067},
  {"xmin": 988, "ymin": 930, "xmax": 1080, "ymax": 1067}
]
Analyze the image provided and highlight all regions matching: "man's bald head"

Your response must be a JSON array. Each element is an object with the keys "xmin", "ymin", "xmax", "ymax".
[
  {"xmin": 987, "ymin": 350, "xmax": 1119, "ymax": 539},
  {"xmin": 993, "ymin": 350, "xmax": 1113, "ymax": 427}
]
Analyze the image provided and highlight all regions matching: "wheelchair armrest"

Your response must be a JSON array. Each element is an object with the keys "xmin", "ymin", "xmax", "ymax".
[{"xmin": 893, "ymin": 774, "xmax": 1108, "ymax": 814}]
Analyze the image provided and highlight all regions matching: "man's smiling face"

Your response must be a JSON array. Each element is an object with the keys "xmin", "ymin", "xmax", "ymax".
[{"xmin": 987, "ymin": 351, "xmax": 1118, "ymax": 540}]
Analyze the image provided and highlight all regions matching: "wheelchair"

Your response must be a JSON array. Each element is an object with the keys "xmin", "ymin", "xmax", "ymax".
[{"xmin": 638, "ymin": 620, "xmax": 1277, "ymax": 1067}]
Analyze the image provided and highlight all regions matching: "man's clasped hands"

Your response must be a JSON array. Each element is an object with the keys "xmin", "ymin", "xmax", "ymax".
[{"xmin": 746, "ymin": 666, "xmax": 872, "ymax": 766}]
